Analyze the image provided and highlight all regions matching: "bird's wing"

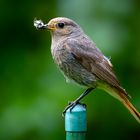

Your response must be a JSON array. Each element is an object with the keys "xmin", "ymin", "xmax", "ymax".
[{"xmin": 65, "ymin": 38, "xmax": 120, "ymax": 88}]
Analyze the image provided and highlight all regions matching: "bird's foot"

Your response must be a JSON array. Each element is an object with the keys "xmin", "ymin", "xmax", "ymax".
[{"xmin": 62, "ymin": 101, "xmax": 86, "ymax": 117}]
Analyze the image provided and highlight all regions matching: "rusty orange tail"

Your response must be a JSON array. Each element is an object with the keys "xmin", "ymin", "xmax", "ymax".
[
  {"xmin": 98, "ymin": 82, "xmax": 140, "ymax": 123},
  {"xmin": 118, "ymin": 91, "xmax": 140, "ymax": 123}
]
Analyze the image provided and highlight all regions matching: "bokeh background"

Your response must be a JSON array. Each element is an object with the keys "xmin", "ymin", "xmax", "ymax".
[{"xmin": 0, "ymin": 0, "xmax": 140, "ymax": 139}]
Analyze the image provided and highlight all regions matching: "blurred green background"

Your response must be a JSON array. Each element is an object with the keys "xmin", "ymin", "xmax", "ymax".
[{"xmin": 0, "ymin": 0, "xmax": 140, "ymax": 139}]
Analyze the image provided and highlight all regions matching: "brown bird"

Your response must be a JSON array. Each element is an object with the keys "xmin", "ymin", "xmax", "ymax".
[{"xmin": 34, "ymin": 17, "xmax": 140, "ymax": 123}]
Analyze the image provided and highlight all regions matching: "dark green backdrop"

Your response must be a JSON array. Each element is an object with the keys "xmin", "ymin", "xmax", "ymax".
[{"xmin": 0, "ymin": 0, "xmax": 140, "ymax": 140}]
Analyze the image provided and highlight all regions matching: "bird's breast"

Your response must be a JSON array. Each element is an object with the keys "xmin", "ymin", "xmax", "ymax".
[{"xmin": 51, "ymin": 42, "xmax": 97, "ymax": 87}]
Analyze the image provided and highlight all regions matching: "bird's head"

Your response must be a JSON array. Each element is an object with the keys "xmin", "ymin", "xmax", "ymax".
[{"xmin": 46, "ymin": 17, "xmax": 81, "ymax": 36}]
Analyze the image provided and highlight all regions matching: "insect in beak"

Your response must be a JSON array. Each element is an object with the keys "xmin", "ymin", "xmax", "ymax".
[{"xmin": 34, "ymin": 18, "xmax": 47, "ymax": 29}]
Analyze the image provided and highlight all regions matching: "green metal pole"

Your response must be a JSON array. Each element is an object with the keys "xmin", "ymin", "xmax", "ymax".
[{"xmin": 65, "ymin": 104, "xmax": 87, "ymax": 140}]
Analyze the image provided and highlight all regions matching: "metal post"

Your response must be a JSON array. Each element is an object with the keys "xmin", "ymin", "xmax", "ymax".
[{"xmin": 65, "ymin": 104, "xmax": 87, "ymax": 140}]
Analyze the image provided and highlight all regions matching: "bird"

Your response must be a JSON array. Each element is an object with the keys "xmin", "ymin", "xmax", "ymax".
[{"xmin": 34, "ymin": 17, "xmax": 140, "ymax": 123}]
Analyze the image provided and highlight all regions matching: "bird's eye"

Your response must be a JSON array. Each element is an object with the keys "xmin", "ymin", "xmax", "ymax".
[{"xmin": 57, "ymin": 22, "xmax": 65, "ymax": 28}]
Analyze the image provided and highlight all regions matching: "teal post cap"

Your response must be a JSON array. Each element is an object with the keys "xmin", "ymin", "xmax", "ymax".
[{"xmin": 65, "ymin": 104, "xmax": 87, "ymax": 132}]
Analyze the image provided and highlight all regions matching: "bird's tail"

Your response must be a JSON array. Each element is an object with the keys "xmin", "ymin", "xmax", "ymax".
[{"xmin": 98, "ymin": 82, "xmax": 140, "ymax": 123}]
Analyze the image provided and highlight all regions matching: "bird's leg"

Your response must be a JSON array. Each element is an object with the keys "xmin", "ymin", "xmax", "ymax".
[{"xmin": 62, "ymin": 87, "xmax": 94, "ymax": 116}]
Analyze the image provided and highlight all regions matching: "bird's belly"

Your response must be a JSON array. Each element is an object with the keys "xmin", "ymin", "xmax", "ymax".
[{"xmin": 52, "ymin": 48, "xmax": 97, "ymax": 87}]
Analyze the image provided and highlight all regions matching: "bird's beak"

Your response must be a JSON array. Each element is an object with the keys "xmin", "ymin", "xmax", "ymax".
[{"xmin": 46, "ymin": 24, "xmax": 56, "ymax": 31}]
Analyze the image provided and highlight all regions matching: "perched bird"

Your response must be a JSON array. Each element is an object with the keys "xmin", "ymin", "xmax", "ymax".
[{"xmin": 34, "ymin": 17, "xmax": 140, "ymax": 123}]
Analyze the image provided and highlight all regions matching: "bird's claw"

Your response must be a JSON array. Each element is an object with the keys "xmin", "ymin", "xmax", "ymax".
[{"xmin": 62, "ymin": 101, "xmax": 86, "ymax": 117}]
